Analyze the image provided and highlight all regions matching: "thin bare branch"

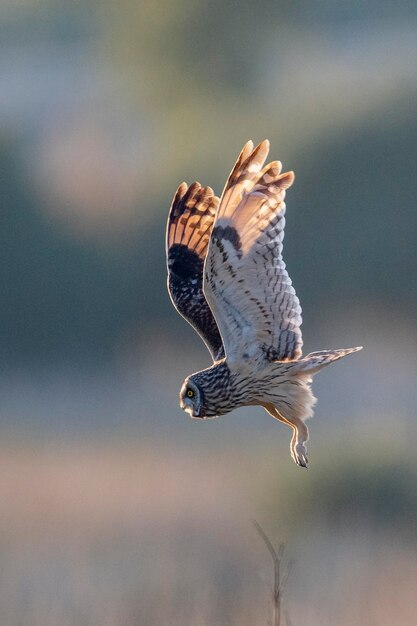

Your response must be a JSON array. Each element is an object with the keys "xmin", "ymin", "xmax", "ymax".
[
  {"xmin": 253, "ymin": 520, "xmax": 292, "ymax": 626},
  {"xmin": 252, "ymin": 519, "xmax": 278, "ymax": 562},
  {"xmin": 280, "ymin": 560, "xmax": 294, "ymax": 593}
]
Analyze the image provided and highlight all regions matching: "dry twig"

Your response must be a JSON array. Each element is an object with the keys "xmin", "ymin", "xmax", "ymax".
[{"xmin": 253, "ymin": 520, "xmax": 293, "ymax": 626}]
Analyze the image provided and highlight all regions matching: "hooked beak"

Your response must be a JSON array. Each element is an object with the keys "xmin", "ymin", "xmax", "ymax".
[
  {"xmin": 183, "ymin": 404, "xmax": 193, "ymax": 417},
  {"xmin": 182, "ymin": 403, "xmax": 205, "ymax": 419}
]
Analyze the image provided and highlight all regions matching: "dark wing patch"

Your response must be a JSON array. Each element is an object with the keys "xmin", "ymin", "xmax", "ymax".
[
  {"xmin": 211, "ymin": 225, "xmax": 242, "ymax": 258},
  {"xmin": 166, "ymin": 182, "xmax": 224, "ymax": 361}
]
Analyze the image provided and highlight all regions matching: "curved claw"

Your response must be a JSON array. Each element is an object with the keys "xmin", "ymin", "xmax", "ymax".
[
  {"xmin": 292, "ymin": 443, "xmax": 309, "ymax": 468},
  {"xmin": 296, "ymin": 455, "xmax": 308, "ymax": 468}
]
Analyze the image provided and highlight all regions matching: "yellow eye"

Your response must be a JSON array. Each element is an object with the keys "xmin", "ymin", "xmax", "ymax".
[{"xmin": 187, "ymin": 389, "xmax": 194, "ymax": 398}]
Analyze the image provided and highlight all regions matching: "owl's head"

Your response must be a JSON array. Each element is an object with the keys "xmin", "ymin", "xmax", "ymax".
[
  {"xmin": 179, "ymin": 362, "xmax": 233, "ymax": 419},
  {"xmin": 179, "ymin": 377, "xmax": 207, "ymax": 418}
]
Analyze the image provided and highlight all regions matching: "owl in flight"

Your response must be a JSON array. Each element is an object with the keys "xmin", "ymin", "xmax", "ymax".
[{"xmin": 166, "ymin": 140, "xmax": 361, "ymax": 467}]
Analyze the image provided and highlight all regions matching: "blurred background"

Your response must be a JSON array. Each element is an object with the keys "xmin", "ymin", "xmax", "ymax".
[{"xmin": 0, "ymin": 0, "xmax": 416, "ymax": 624}]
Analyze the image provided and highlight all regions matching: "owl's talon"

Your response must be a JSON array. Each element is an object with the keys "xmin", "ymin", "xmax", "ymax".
[{"xmin": 292, "ymin": 443, "xmax": 308, "ymax": 468}]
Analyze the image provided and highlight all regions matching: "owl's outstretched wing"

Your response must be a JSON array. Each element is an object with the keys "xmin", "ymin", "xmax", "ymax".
[
  {"xmin": 203, "ymin": 140, "xmax": 302, "ymax": 367},
  {"xmin": 166, "ymin": 182, "xmax": 225, "ymax": 361}
]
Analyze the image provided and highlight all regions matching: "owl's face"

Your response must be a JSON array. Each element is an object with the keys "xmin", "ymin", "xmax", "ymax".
[
  {"xmin": 179, "ymin": 362, "xmax": 235, "ymax": 419},
  {"xmin": 180, "ymin": 379, "xmax": 206, "ymax": 418}
]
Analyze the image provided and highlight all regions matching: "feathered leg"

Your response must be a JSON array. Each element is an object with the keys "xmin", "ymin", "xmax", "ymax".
[{"xmin": 263, "ymin": 402, "xmax": 309, "ymax": 468}]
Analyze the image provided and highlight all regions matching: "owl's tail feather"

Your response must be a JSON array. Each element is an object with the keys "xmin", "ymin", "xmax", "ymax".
[
  {"xmin": 264, "ymin": 346, "xmax": 362, "ymax": 422},
  {"xmin": 292, "ymin": 346, "xmax": 363, "ymax": 375},
  {"xmin": 263, "ymin": 346, "xmax": 362, "ymax": 467}
]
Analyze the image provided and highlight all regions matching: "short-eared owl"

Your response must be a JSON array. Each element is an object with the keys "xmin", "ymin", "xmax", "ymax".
[{"xmin": 166, "ymin": 140, "xmax": 361, "ymax": 467}]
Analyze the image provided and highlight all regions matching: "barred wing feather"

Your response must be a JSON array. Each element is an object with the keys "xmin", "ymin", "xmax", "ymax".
[
  {"xmin": 203, "ymin": 140, "xmax": 302, "ymax": 367},
  {"xmin": 166, "ymin": 182, "xmax": 224, "ymax": 360}
]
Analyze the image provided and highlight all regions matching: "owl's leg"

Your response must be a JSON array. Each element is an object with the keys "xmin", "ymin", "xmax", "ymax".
[{"xmin": 263, "ymin": 403, "xmax": 309, "ymax": 468}]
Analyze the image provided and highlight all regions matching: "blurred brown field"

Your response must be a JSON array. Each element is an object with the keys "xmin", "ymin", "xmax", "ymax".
[{"xmin": 0, "ymin": 436, "xmax": 416, "ymax": 625}]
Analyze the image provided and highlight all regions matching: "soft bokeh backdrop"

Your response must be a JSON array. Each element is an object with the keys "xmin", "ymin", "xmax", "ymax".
[{"xmin": 0, "ymin": 1, "xmax": 416, "ymax": 624}]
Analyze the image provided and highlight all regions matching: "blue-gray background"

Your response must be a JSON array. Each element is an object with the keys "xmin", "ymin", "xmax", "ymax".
[{"xmin": 0, "ymin": 1, "xmax": 416, "ymax": 624}]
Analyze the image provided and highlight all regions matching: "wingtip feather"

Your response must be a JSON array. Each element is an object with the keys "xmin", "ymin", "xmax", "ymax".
[
  {"xmin": 167, "ymin": 180, "xmax": 219, "ymax": 256},
  {"xmin": 278, "ymin": 170, "xmax": 295, "ymax": 189},
  {"xmin": 174, "ymin": 181, "xmax": 188, "ymax": 201},
  {"xmin": 260, "ymin": 138, "xmax": 270, "ymax": 151}
]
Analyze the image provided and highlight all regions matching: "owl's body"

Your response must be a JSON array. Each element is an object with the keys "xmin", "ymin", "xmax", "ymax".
[
  {"xmin": 182, "ymin": 358, "xmax": 314, "ymax": 420},
  {"xmin": 166, "ymin": 140, "xmax": 361, "ymax": 466}
]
